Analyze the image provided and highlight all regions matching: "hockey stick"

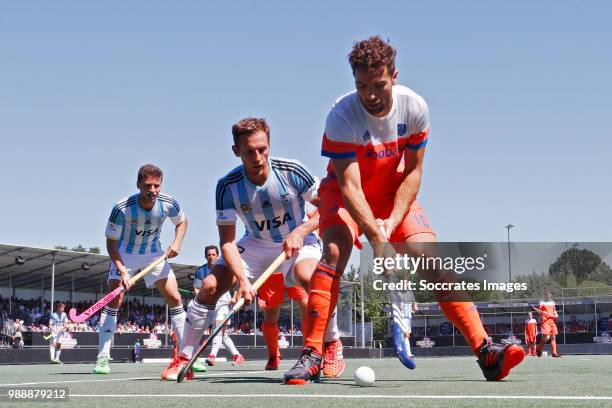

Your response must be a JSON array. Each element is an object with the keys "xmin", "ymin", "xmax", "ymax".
[
  {"xmin": 177, "ymin": 252, "xmax": 286, "ymax": 383},
  {"xmin": 44, "ymin": 330, "xmax": 63, "ymax": 341},
  {"xmin": 178, "ymin": 288, "xmax": 194, "ymax": 296},
  {"xmin": 68, "ymin": 254, "xmax": 167, "ymax": 323}
]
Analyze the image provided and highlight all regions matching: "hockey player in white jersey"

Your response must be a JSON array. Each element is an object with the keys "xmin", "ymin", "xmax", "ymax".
[
  {"xmin": 49, "ymin": 302, "xmax": 68, "ymax": 364},
  {"xmin": 193, "ymin": 245, "xmax": 243, "ymax": 369},
  {"xmin": 162, "ymin": 118, "xmax": 343, "ymax": 381},
  {"xmin": 95, "ymin": 164, "xmax": 188, "ymax": 375}
]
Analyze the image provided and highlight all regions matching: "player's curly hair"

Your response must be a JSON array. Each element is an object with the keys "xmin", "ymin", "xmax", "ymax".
[
  {"xmin": 232, "ymin": 117, "xmax": 270, "ymax": 145},
  {"xmin": 137, "ymin": 164, "xmax": 163, "ymax": 183},
  {"xmin": 348, "ymin": 36, "xmax": 396, "ymax": 74}
]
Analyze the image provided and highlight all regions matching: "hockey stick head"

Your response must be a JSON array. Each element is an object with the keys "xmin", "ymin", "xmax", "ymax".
[{"xmin": 68, "ymin": 308, "xmax": 81, "ymax": 323}]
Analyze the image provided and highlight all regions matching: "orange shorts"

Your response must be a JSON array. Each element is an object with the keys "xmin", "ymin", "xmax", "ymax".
[
  {"xmin": 318, "ymin": 176, "xmax": 436, "ymax": 243},
  {"xmin": 258, "ymin": 272, "xmax": 307, "ymax": 309},
  {"xmin": 541, "ymin": 321, "xmax": 558, "ymax": 336},
  {"xmin": 525, "ymin": 335, "xmax": 536, "ymax": 343}
]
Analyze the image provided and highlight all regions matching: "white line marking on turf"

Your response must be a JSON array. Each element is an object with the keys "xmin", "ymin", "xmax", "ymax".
[
  {"xmin": 141, "ymin": 362, "xmax": 293, "ymax": 367},
  {"xmin": 67, "ymin": 395, "xmax": 612, "ymax": 401},
  {"xmin": 0, "ymin": 371, "xmax": 271, "ymax": 387},
  {"xmin": 142, "ymin": 357, "xmax": 228, "ymax": 364}
]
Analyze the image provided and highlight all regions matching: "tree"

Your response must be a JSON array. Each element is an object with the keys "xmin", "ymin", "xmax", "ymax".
[
  {"xmin": 55, "ymin": 245, "xmax": 102, "ymax": 254},
  {"xmin": 589, "ymin": 263, "xmax": 612, "ymax": 285},
  {"xmin": 71, "ymin": 244, "xmax": 87, "ymax": 253},
  {"xmin": 514, "ymin": 271, "xmax": 562, "ymax": 298},
  {"xmin": 346, "ymin": 264, "xmax": 389, "ymax": 341},
  {"xmin": 548, "ymin": 247, "xmax": 604, "ymax": 286}
]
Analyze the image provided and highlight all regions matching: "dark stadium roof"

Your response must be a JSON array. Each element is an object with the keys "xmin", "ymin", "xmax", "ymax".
[{"xmin": 0, "ymin": 243, "xmax": 198, "ymax": 298}]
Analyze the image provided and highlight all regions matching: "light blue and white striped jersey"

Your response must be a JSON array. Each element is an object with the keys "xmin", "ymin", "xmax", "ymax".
[
  {"xmin": 215, "ymin": 157, "xmax": 319, "ymax": 243},
  {"xmin": 194, "ymin": 263, "xmax": 231, "ymax": 304},
  {"xmin": 193, "ymin": 263, "xmax": 212, "ymax": 290},
  {"xmin": 105, "ymin": 193, "xmax": 185, "ymax": 255},
  {"xmin": 50, "ymin": 312, "xmax": 67, "ymax": 328}
]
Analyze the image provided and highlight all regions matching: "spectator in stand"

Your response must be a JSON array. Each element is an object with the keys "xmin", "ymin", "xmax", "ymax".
[{"xmin": 13, "ymin": 319, "xmax": 24, "ymax": 349}]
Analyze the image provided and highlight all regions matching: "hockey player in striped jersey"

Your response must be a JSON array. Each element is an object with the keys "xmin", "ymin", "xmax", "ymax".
[
  {"xmin": 95, "ymin": 164, "xmax": 188, "ymax": 375},
  {"xmin": 194, "ymin": 245, "xmax": 243, "ymax": 370},
  {"xmin": 49, "ymin": 302, "xmax": 68, "ymax": 364},
  {"xmin": 162, "ymin": 118, "xmax": 343, "ymax": 381}
]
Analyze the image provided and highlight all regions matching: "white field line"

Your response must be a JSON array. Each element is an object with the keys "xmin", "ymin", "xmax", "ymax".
[
  {"xmin": 142, "ymin": 357, "xmax": 227, "ymax": 364},
  {"xmin": 67, "ymin": 394, "xmax": 612, "ymax": 401},
  {"xmin": 141, "ymin": 361, "xmax": 293, "ymax": 367},
  {"xmin": 0, "ymin": 370, "xmax": 271, "ymax": 387}
]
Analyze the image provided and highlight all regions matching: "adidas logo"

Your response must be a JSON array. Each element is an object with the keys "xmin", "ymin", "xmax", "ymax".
[{"xmin": 262, "ymin": 200, "xmax": 272, "ymax": 208}]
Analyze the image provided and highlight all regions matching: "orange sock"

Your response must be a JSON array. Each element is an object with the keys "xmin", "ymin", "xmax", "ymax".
[
  {"xmin": 304, "ymin": 262, "xmax": 341, "ymax": 354},
  {"xmin": 262, "ymin": 321, "xmax": 279, "ymax": 358},
  {"xmin": 439, "ymin": 302, "xmax": 488, "ymax": 355},
  {"xmin": 300, "ymin": 309, "xmax": 309, "ymax": 341}
]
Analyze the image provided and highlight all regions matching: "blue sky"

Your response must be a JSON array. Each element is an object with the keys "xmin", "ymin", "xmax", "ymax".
[{"xmin": 1, "ymin": 1, "xmax": 611, "ymax": 266}]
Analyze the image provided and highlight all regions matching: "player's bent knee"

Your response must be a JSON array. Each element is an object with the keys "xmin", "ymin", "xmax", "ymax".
[
  {"xmin": 165, "ymin": 293, "xmax": 182, "ymax": 307},
  {"xmin": 262, "ymin": 307, "xmax": 281, "ymax": 322},
  {"xmin": 321, "ymin": 226, "xmax": 353, "ymax": 268},
  {"xmin": 108, "ymin": 296, "xmax": 123, "ymax": 308},
  {"xmin": 322, "ymin": 242, "xmax": 348, "ymax": 267}
]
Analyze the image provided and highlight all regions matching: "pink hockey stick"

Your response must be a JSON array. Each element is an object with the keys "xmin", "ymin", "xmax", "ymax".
[{"xmin": 68, "ymin": 254, "xmax": 166, "ymax": 323}]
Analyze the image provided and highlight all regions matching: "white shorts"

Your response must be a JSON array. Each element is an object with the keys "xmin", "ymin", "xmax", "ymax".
[
  {"xmin": 215, "ymin": 302, "xmax": 230, "ymax": 324},
  {"xmin": 216, "ymin": 235, "xmax": 322, "ymax": 288},
  {"xmin": 52, "ymin": 332, "xmax": 63, "ymax": 344},
  {"xmin": 108, "ymin": 251, "xmax": 174, "ymax": 289}
]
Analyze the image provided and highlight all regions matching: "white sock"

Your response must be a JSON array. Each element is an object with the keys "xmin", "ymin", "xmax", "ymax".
[
  {"xmin": 169, "ymin": 305, "xmax": 186, "ymax": 346},
  {"xmin": 210, "ymin": 331, "xmax": 222, "ymax": 356},
  {"xmin": 323, "ymin": 307, "xmax": 340, "ymax": 342},
  {"xmin": 97, "ymin": 307, "xmax": 118, "ymax": 359},
  {"xmin": 222, "ymin": 331, "xmax": 239, "ymax": 356},
  {"xmin": 178, "ymin": 299, "xmax": 215, "ymax": 359},
  {"xmin": 55, "ymin": 347, "xmax": 62, "ymax": 361},
  {"xmin": 49, "ymin": 345, "xmax": 55, "ymax": 360},
  {"xmin": 405, "ymin": 336, "xmax": 413, "ymax": 356}
]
